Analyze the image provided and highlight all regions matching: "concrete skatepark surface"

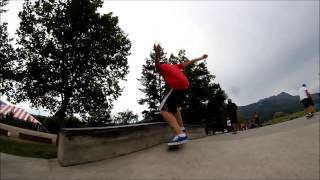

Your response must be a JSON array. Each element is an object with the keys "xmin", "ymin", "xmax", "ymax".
[{"xmin": 1, "ymin": 113, "xmax": 319, "ymax": 180}]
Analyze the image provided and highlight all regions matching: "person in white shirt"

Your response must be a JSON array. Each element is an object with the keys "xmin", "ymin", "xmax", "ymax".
[{"xmin": 299, "ymin": 84, "xmax": 315, "ymax": 118}]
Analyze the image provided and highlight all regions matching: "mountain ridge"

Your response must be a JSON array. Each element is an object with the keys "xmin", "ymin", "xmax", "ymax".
[{"xmin": 239, "ymin": 92, "xmax": 319, "ymax": 121}]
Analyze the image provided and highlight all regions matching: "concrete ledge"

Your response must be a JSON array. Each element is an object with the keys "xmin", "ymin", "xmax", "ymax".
[
  {"xmin": 185, "ymin": 124, "xmax": 207, "ymax": 140},
  {"xmin": 0, "ymin": 123, "xmax": 57, "ymax": 144},
  {"xmin": 58, "ymin": 123, "xmax": 206, "ymax": 166}
]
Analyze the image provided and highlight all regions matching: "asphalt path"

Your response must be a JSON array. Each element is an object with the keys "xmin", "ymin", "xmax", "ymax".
[{"xmin": 1, "ymin": 113, "xmax": 319, "ymax": 180}]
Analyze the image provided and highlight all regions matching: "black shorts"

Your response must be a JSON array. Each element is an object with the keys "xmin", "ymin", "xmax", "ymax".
[
  {"xmin": 301, "ymin": 98, "xmax": 314, "ymax": 108},
  {"xmin": 159, "ymin": 89, "xmax": 188, "ymax": 113},
  {"xmin": 229, "ymin": 115, "xmax": 237, "ymax": 124}
]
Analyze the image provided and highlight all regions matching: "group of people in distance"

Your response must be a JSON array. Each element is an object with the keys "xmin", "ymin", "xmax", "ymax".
[{"xmin": 153, "ymin": 43, "xmax": 316, "ymax": 147}]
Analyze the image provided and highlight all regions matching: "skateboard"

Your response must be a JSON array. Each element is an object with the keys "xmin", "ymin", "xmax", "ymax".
[
  {"xmin": 168, "ymin": 144, "xmax": 183, "ymax": 150},
  {"xmin": 306, "ymin": 113, "xmax": 314, "ymax": 119}
]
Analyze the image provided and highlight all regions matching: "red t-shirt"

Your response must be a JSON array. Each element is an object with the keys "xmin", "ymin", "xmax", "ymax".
[{"xmin": 156, "ymin": 63, "xmax": 189, "ymax": 89}]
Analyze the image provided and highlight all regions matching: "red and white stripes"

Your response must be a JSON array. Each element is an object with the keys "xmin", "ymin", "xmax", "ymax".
[{"xmin": 0, "ymin": 104, "xmax": 41, "ymax": 124}]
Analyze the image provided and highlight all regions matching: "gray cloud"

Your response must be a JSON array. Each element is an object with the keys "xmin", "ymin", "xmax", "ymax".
[
  {"xmin": 197, "ymin": 1, "xmax": 320, "ymax": 105},
  {"xmin": 1, "ymin": 1, "xmax": 319, "ymax": 114}
]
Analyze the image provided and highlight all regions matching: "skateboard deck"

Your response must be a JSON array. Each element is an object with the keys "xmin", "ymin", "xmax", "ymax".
[
  {"xmin": 306, "ymin": 113, "xmax": 314, "ymax": 119},
  {"xmin": 168, "ymin": 144, "xmax": 183, "ymax": 150}
]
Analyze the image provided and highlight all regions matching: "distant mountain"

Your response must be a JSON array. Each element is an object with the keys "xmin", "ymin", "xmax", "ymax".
[{"xmin": 239, "ymin": 92, "xmax": 320, "ymax": 121}]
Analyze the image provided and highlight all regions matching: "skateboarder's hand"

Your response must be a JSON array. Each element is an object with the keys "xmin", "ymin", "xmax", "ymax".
[
  {"xmin": 153, "ymin": 44, "xmax": 161, "ymax": 53},
  {"xmin": 202, "ymin": 54, "xmax": 208, "ymax": 59}
]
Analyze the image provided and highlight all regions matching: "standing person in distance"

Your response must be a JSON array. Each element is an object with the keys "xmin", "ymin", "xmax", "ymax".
[
  {"xmin": 254, "ymin": 112, "xmax": 261, "ymax": 127},
  {"xmin": 299, "ymin": 84, "xmax": 315, "ymax": 118},
  {"xmin": 153, "ymin": 43, "xmax": 208, "ymax": 146},
  {"xmin": 227, "ymin": 99, "xmax": 238, "ymax": 134}
]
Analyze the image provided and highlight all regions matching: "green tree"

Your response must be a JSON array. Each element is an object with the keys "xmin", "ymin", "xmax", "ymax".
[
  {"xmin": 206, "ymin": 86, "xmax": 228, "ymax": 128},
  {"xmin": 81, "ymin": 104, "xmax": 112, "ymax": 127},
  {"xmin": 112, "ymin": 110, "xmax": 139, "ymax": 125},
  {"xmin": 0, "ymin": 0, "xmax": 17, "ymax": 95},
  {"xmin": 137, "ymin": 46, "xmax": 167, "ymax": 121},
  {"xmin": 0, "ymin": 0, "xmax": 9, "ymax": 13},
  {"xmin": 5, "ymin": 0, "xmax": 131, "ymax": 124},
  {"xmin": 179, "ymin": 52, "xmax": 226, "ymax": 125}
]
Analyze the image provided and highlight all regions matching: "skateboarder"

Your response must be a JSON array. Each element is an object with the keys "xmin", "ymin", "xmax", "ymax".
[
  {"xmin": 153, "ymin": 43, "xmax": 207, "ymax": 146},
  {"xmin": 299, "ymin": 84, "xmax": 315, "ymax": 118}
]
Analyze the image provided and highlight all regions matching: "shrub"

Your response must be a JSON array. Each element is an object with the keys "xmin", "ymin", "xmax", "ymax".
[{"xmin": 273, "ymin": 112, "xmax": 287, "ymax": 119}]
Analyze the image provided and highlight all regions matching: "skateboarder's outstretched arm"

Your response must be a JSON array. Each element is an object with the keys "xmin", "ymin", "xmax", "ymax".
[
  {"xmin": 183, "ymin": 54, "xmax": 208, "ymax": 67},
  {"xmin": 153, "ymin": 43, "xmax": 207, "ymax": 68},
  {"xmin": 305, "ymin": 89, "xmax": 312, "ymax": 99}
]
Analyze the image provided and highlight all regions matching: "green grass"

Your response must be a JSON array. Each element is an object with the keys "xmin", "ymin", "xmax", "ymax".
[
  {"xmin": 262, "ymin": 111, "xmax": 306, "ymax": 126},
  {"xmin": 0, "ymin": 137, "xmax": 57, "ymax": 159}
]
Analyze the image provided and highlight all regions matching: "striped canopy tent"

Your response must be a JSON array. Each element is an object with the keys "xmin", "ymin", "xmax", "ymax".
[{"xmin": 0, "ymin": 100, "xmax": 41, "ymax": 124}]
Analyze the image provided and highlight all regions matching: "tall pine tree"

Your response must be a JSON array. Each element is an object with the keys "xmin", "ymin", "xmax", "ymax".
[
  {"xmin": 206, "ymin": 85, "xmax": 228, "ymax": 129},
  {"xmin": 138, "ymin": 46, "xmax": 167, "ymax": 121},
  {"xmin": 171, "ymin": 50, "xmax": 227, "ymax": 125}
]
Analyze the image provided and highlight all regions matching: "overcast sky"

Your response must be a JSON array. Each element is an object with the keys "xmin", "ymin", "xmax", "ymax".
[{"xmin": 1, "ymin": 1, "xmax": 319, "ymax": 119}]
